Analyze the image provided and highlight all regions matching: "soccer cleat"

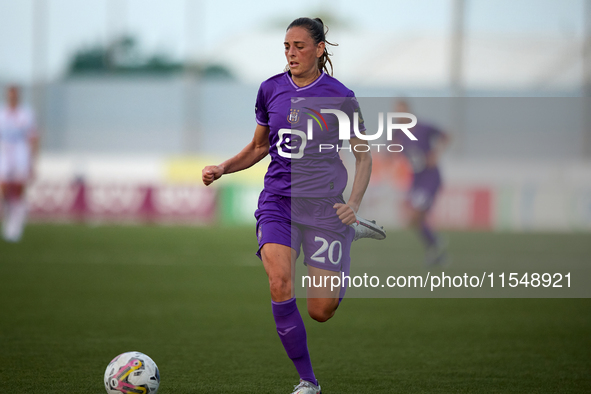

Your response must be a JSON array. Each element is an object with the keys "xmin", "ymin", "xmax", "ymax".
[
  {"xmin": 291, "ymin": 379, "xmax": 321, "ymax": 394},
  {"xmin": 351, "ymin": 217, "xmax": 386, "ymax": 241}
]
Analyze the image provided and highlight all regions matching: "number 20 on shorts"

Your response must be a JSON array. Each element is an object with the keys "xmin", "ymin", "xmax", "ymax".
[{"xmin": 310, "ymin": 236, "xmax": 342, "ymax": 265}]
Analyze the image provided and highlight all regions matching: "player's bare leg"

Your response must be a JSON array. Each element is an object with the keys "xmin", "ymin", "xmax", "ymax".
[
  {"xmin": 305, "ymin": 265, "xmax": 340, "ymax": 322},
  {"xmin": 261, "ymin": 243, "xmax": 296, "ymax": 302},
  {"xmin": 408, "ymin": 207, "xmax": 428, "ymax": 234},
  {"xmin": 261, "ymin": 243, "xmax": 319, "ymax": 388}
]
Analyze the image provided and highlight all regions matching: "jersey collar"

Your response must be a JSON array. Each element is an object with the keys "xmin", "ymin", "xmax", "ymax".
[{"xmin": 285, "ymin": 71, "xmax": 325, "ymax": 92}]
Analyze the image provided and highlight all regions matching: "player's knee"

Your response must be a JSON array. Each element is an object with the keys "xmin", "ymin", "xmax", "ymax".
[
  {"xmin": 308, "ymin": 308, "xmax": 334, "ymax": 323},
  {"xmin": 408, "ymin": 210, "xmax": 423, "ymax": 228},
  {"xmin": 268, "ymin": 274, "xmax": 291, "ymax": 300},
  {"xmin": 308, "ymin": 303, "xmax": 337, "ymax": 323}
]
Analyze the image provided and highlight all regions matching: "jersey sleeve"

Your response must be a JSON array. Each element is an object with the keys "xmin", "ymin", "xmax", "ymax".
[
  {"xmin": 341, "ymin": 91, "xmax": 366, "ymax": 139},
  {"xmin": 255, "ymin": 84, "xmax": 269, "ymax": 126}
]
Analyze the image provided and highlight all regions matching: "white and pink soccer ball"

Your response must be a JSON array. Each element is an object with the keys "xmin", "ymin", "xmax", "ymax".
[{"xmin": 104, "ymin": 351, "xmax": 160, "ymax": 394}]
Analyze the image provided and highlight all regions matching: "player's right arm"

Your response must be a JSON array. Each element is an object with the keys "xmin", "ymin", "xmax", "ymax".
[{"xmin": 202, "ymin": 124, "xmax": 270, "ymax": 186}]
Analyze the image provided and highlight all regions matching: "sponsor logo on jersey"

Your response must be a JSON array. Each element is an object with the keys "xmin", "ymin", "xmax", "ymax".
[{"xmin": 276, "ymin": 129, "xmax": 306, "ymax": 159}]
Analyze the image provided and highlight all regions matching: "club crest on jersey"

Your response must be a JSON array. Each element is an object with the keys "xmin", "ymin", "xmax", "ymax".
[{"xmin": 288, "ymin": 109, "xmax": 300, "ymax": 124}]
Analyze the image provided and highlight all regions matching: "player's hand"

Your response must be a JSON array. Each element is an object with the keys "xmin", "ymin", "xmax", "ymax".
[
  {"xmin": 202, "ymin": 165, "xmax": 224, "ymax": 186},
  {"xmin": 333, "ymin": 203, "xmax": 357, "ymax": 226}
]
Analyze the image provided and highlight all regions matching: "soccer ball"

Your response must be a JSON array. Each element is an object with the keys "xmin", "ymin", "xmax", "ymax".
[{"xmin": 104, "ymin": 351, "xmax": 160, "ymax": 394}]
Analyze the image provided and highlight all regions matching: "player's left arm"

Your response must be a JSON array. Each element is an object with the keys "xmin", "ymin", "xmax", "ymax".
[{"xmin": 333, "ymin": 137, "xmax": 372, "ymax": 225}]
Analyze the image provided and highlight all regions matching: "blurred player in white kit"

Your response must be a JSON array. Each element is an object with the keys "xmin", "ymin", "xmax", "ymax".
[{"xmin": 0, "ymin": 85, "xmax": 39, "ymax": 242}]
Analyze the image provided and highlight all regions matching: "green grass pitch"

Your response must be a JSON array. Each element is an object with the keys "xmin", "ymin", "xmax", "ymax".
[{"xmin": 0, "ymin": 224, "xmax": 590, "ymax": 393}]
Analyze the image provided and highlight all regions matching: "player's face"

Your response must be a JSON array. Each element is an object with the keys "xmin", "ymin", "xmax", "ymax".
[{"xmin": 284, "ymin": 26, "xmax": 324, "ymax": 78}]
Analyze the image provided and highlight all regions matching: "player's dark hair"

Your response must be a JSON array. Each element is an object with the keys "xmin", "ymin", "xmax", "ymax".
[{"xmin": 285, "ymin": 17, "xmax": 337, "ymax": 75}]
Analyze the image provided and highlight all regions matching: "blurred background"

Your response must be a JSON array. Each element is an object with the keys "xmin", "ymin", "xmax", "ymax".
[
  {"xmin": 1, "ymin": 0, "xmax": 590, "ymax": 230},
  {"xmin": 3, "ymin": 4, "xmax": 590, "ymax": 393}
]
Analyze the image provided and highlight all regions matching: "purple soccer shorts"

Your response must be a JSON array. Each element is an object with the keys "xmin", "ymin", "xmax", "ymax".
[{"xmin": 255, "ymin": 190, "xmax": 354, "ymax": 273}]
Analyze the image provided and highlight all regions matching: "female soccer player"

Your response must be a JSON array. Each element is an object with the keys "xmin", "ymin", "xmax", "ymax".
[
  {"xmin": 0, "ymin": 85, "xmax": 38, "ymax": 242},
  {"xmin": 202, "ymin": 18, "xmax": 383, "ymax": 394}
]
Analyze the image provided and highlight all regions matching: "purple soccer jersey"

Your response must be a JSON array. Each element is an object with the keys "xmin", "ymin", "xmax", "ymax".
[{"xmin": 255, "ymin": 71, "xmax": 365, "ymax": 197}]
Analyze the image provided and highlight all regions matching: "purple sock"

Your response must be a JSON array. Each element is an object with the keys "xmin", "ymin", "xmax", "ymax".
[
  {"xmin": 272, "ymin": 298, "xmax": 317, "ymax": 385},
  {"xmin": 420, "ymin": 221, "xmax": 437, "ymax": 247}
]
